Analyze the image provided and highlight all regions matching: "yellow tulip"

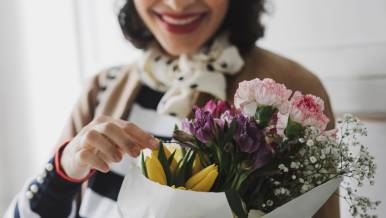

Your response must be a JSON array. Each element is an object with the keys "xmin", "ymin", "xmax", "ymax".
[
  {"xmin": 153, "ymin": 144, "xmax": 178, "ymax": 172},
  {"xmin": 171, "ymin": 185, "xmax": 187, "ymax": 190},
  {"xmin": 192, "ymin": 154, "xmax": 203, "ymax": 174},
  {"xmin": 190, "ymin": 169, "xmax": 219, "ymax": 192},
  {"xmin": 145, "ymin": 155, "xmax": 167, "ymax": 185},
  {"xmin": 185, "ymin": 164, "xmax": 218, "ymax": 190}
]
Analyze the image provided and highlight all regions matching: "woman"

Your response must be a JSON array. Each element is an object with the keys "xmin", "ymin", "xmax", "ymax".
[{"xmin": 5, "ymin": 0, "xmax": 339, "ymax": 217}]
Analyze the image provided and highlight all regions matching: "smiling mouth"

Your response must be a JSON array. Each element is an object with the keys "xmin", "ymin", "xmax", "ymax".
[{"xmin": 154, "ymin": 11, "xmax": 207, "ymax": 34}]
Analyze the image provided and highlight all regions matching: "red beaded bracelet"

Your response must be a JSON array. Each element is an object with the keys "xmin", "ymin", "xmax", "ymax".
[{"xmin": 54, "ymin": 141, "xmax": 95, "ymax": 183}]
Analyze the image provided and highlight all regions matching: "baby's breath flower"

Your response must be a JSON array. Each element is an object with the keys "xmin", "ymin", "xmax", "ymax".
[
  {"xmin": 274, "ymin": 181, "xmax": 281, "ymax": 186},
  {"xmin": 258, "ymin": 113, "xmax": 378, "ymax": 217},
  {"xmin": 324, "ymin": 146, "xmax": 331, "ymax": 154},
  {"xmin": 301, "ymin": 184, "xmax": 310, "ymax": 193},
  {"xmin": 278, "ymin": 164, "xmax": 289, "ymax": 172},
  {"xmin": 290, "ymin": 161, "xmax": 300, "ymax": 169},
  {"xmin": 309, "ymin": 156, "xmax": 317, "ymax": 163},
  {"xmin": 306, "ymin": 140, "xmax": 314, "ymax": 146},
  {"xmin": 316, "ymin": 135, "xmax": 326, "ymax": 142}
]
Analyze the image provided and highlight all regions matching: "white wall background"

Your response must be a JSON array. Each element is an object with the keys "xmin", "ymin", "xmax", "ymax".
[
  {"xmin": 75, "ymin": 0, "xmax": 141, "ymax": 79},
  {"xmin": 259, "ymin": 0, "xmax": 386, "ymax": 115},
  {"xmin": 0, "ymin": 0, "xmax": 34, "ymax": 212},
  {"xmin": 0, "ymin": 0, "xmax": 81, "ymax": 213},
  {"xmin": 0, "ymin": 0, "xmax": 385, "ymax": 216}
]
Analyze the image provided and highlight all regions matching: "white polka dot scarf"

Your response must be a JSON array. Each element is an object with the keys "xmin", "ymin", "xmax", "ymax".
[{"xmin": 137, "ymin": 34, "xmax": 245, "ymax": 118}]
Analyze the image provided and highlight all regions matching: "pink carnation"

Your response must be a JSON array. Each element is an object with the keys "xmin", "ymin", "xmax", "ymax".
[
  {"xmin": 289, "ymin": 91, "xmax": 330, "ymax": 131},
  {"xmin": 234, "ymin": 78, "xmax": 292, "ymax": 116}
]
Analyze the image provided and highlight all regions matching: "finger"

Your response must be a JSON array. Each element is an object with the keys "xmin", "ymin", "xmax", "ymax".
[
  {"xmin": 82, "ymin": 115, "xmax": 110, "ymax": 132},
  {"xmin": 82, "ymin": 129, "xmax": 121, "ymax": 162},
  {"xmin": 77, "ymin": 148, "xmax": 109, "ymax": 173},
  {"xmin": 92, "ymin": 115, "xmax": 109, "ymax": 124},
  {"xmin": 95, "ymin": 122, "xmax": 140, "ymax": 155},
  {"xmin": 97, "ymin": 149, "xmax": 122, "ymax": 164},
  {"xmin": 115, "ymin": 143, "xmax": 140, "ymax": 158},
  {"xmin": 128, "ymin": 146, "xmax": 141, "ymax": 157},
  {"xmin": 115, "ymin": 121, "xmax": 159, "ymax": 149}
]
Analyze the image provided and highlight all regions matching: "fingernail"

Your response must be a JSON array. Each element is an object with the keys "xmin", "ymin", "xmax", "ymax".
[{"xmin": 149, "ymin": 137, "xmax": 160, "ymax": 148}]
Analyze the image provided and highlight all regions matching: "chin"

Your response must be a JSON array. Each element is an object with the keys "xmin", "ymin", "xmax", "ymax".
[{"xmin": 161, "ymin": 42, "xmax": 201, "ymax": 56}]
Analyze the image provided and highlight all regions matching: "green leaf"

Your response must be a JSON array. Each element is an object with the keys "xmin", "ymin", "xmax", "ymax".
[
  {"xmin": 176, "ymin": 149, "xmax": 190, "ymax": 169},
  {"xmin": 229, "ymin": 119, "xmax": 237, "ymax": 133},
  {"xmin": 224, "ymin": 166, "xmax": 236, "ymax": 189},
  {"xmin": 222, "ymin": 151, "xmax": 231, "ymax": 177},
  {"xmin": 230, "ymin": 171, "xmax": 241, "ymax": 190},
  {"xmin": 141, "ymin": 152, "xmax": 148, "ymax": 178},
  {"xmin": 175, "ymin": 149, "xmax": 195, "ymax": 186},
  {"xmin": 225, "ymin": 190, "xmax": 248, "ymax": 218},
  {"xmin": 224, "ymin": 120, "xmax": 237, "ymax": 143},
  {"xmin": 167, "ymin": 150, "xmax": 177, "ymax": 167},
  {"xmin": 244, "ymin": 178, "xmax": 265, "ymax": 210},
  {"xmin": 181, "ymin": 147, "xmax": 187, "ymax": 156},
  {"xmin": 216, "ymin": 146, "xmax": 223, "ymax": 171},
  {"xmin": 255, "ymin": 106, "xmax": 277, "ymax": 127},
  {"xmin": 235, "ymin": 171, "xmax": 252, "ymax": 190},
  {"xmin": 157, "ymin": 142, "xmax": 173, "ymax": 186},
  {"xmin": 183, "ymin": 151, "xmax": 196, "ymax": 182},
  {"xmin": 284, "ymin": 117, "xmax": 304, "ymax": 139},
  {"xmin": 198, "ymin": 151, "xmax": 210, "ymax": 167}
]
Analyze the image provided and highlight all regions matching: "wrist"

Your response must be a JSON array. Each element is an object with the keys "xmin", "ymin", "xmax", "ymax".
[{"xmin": 55, "ymin": 141, "xmax": 94, "ymax": 183}]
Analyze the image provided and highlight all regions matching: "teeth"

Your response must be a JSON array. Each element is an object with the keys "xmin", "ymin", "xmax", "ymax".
[{"xmin": 162, "ymin": 15, "xmax": 201, "ymax": 25}]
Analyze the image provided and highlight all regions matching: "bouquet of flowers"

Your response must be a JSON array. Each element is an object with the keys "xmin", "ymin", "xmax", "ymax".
[{"xmin": 117, "ymin": 78, "xmax": 379, "ymax": 218}]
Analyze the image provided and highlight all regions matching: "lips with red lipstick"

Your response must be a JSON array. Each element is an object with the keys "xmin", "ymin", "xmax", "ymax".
[{"xmin": 154, "ymin": 11, "xmax": 208, "ymax": 34}]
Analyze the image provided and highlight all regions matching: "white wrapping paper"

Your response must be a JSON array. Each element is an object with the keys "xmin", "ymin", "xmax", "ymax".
[
  {"xmin": 117, "ymin": 163, "xmax": 341, "ymax": 218},
  {"xmin": 261, "ymin": 177, "xmax": 342, "ymax": 218}
]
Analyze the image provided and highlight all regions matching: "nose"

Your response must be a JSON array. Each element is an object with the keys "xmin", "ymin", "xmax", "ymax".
[{"xmin": 164, "ymin": 0, "xmax": 197, "ymax": 12}]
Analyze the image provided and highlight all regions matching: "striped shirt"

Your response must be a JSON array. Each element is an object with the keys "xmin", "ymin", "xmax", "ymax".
[{"xmin": 5, "ymin": 84, "xmax": 181, "ymax": 218}]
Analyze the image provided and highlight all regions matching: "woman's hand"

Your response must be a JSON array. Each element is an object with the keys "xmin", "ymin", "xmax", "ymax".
[{"xmin": 60, "ymin": 115, "xmax": 159, "ymax": 180}]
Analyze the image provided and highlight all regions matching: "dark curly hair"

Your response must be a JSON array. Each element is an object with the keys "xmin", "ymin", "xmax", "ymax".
[{"xmin": 118, "ymin": 0, "xmax": 266, "ymax": 54}]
